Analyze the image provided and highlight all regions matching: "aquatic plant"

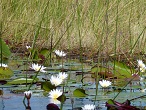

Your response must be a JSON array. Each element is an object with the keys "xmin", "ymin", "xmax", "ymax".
[
  {"xmin": 26, "ymin": 45, "xmax": 31, "ymax": 49},
  {"xmin": 30, "ymin": 63, "xmax": 46, "ymax": 72},
  {"xmin": 24, "ymin": 91, "xmax": 32, "ymax": 99},
  {"xmin": 55, "ymin": 50, "xmax": 66, "ymax": 57},
  {"xmin": 58, "ymin": 72, "xmax": 68, "ymax": 80},
  {"xmin": 50, "ymin": 75, "xmax": 63, "ymax": 86},
  {"xmin": 137, "ymin": 60, "xmax": 146, "ymax": 72},
  {"xmin": 82, "ymin": 104, "xmax": 96, "ymax": 110},
  {"xmin": 48, "ymin": 89, "xmax": 62, "ymax": 99},
  {"xmin": 0, "ymin": 63, "xmax": 8, "ymax": 67},
  {"xmin": 99, "ymin": 80, "xmax": 112, "ymax": 88}
]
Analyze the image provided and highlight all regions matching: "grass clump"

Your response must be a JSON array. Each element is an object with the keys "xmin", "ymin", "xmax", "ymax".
[{"xmin": 0, "ymin": 0, "xmax": 145, "ymax": 57}]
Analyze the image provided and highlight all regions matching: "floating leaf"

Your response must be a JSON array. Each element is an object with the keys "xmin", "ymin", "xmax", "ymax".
[
  {"xmin": 0, "ymin": 67, "xmax": 13, "ymax": 80},
  {"xmin": 73, "ymin": 88, "xmax": 87, "ymax": 97},
  {"xmin": 91, "ymin": 65, "xmax": 107, "ymax": 73},
  {"xmin": 109, "ymin": 61, "xmax": 133, "ymax": 78},
  {"xmin": 106, "ymin": 99, "xmax": 140, "ymax": 110},
  {"xmin": 41, "ymin": 81, "xmax": 56, "ymax": 92},
  {"xmin": 40, "ymin": 48, "xmax": 49, "ymax": 58},
  {"xmin": 0, "ymin": 38, "xmax": 11, "ymax": 58},
  {"xmin": 8, "ymin": 78, "xmax": 36, "ymax": 85},
  {"xmin": 57, "ymin": 94, "xmax": 66, "ymax": 103},
  {"xmin": 107, "ymin": 99, "xmax": 115, "ymax": 105}
]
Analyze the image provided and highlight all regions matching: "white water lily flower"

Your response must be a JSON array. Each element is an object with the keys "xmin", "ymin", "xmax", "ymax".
[
  {"xmin": 24, "ymin": 91, "xmax": 32, "ymax": 99},
  {"xmin": 55, "ymin": 50, "xmax": 66, "ymax": 57},
  {"xmin": 58, "ymin": 72, "xmax": 68, "ymax": 80},
  {"xmin": 30, "ymin": 63, "xmax": 46, "ymax": 72},
  {"xmin": 50, "ymin": 75, "xmax": 63, "ymax": 86},
  {"xmin": 141, "ymin": 88, "xmax": 146, "ymax": 92},
  {"xmin": 50, "ymin": 98, "xmax": 61, "ymax": 104},
  {"xmin": 99, "ymin": 80, "xmax": 111, "ymax": 88},
  {"xmin": 26, "ymin": 45, "xmax": 31, "ymax": 49},
  {"xmin": 0, "ymin": 63, "xmax": 8, "ymax": 67},
  {"xmin": 137, "ymin": 60, "xmax": 146, "ymax": 72},
  {"xmin": 48, "ymin": 89, "xmax": 62, "ymax": 99},
  {"xmin": 82, "ymin": 104, "xmax": 96, "ymax": 110}
]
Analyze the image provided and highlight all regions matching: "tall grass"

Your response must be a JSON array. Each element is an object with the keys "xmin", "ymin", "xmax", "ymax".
[{"xmin": 0, "ymin": 0, "xmax": 145, "ymax": 55}]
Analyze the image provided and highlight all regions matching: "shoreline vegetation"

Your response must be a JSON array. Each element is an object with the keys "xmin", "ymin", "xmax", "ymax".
[{"xmin": 0, "ymin": 0, "xmax": 145, "ymax": 60}]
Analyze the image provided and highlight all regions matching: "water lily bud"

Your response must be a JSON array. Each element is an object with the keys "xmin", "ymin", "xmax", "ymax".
[{"xmin": 24, "ymin": 91, "xmax": 32, "ymax": 99}]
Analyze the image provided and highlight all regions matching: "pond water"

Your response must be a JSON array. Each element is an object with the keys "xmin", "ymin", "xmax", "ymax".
[{"xmin": 0, "ymin": 58, "xmax": 146, "ymax": 110}]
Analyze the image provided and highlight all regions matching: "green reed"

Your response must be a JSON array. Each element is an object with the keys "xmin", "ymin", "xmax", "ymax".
[{"xmin": 0, "ymin": 0, "xmax": 145, "ymax": 55}]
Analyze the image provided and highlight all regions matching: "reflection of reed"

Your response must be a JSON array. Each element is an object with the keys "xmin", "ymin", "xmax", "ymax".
[
  {"xmin": 23, "ymin": 91, "xmax": 32, "ymax": 110},
  {"xmin": 25, "ymin": 105, "xmax": 31, "ymax": 110},
  {"xmin": 0, "ymin": 88, "xmax": 5, "ymax": 110}
]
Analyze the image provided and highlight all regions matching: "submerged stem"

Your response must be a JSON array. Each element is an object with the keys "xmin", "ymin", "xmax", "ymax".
[{"xmin": 113, "ymin": 74, "xmax": 138, "ymax": 100}]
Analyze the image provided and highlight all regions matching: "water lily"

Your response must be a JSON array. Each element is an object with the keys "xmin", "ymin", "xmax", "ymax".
[
  {"xmin": 30, "ymin": 63, "xmax": 46, "ymax": 72},
  {"xmin": 99, "ymin": 80, "xmax": 111, "ymax": 88},
  {"xmin": 24, "ymin": 91, "xmax": 32, "ymax": 99},
  {"xmin": 49, "ymin": 98, "xmax": 61, "ymax": 104},
  {"xmin": 55, "ymin": 50, "xmax": 66, "ymax": 57},
  {"xmin": 48, "ymin": 89, "xmax": 62, "ymax": 99},
  {"xmin": 141, "ymin": 88, "xmax": 146, "ymax": 92},
  {"xmin": 137, "ymin": 60, "xmax": 146, "ymax": 72},
  {"xmin": 50, "ymin": 75, "xmax": 63, "ymax": 86},
  {"xmin": 58, "ymin": 72, "xmax": 68, "ymax": 80},
  {"xmin": 82, "ymin": 104, "xmax": 96, "ymax": 110},
  {"xmin": 0, "ymin": 63, "xmax": 8, "ymax": 67},
  {"xmin": 26, "ymin": 45, "xmax": 31, "ymax": 49}
]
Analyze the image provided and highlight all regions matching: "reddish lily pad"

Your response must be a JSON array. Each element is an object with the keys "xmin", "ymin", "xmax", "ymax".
[{"xmin": 106, "ymin": 99, "xmax": 140, "ymax": 110}]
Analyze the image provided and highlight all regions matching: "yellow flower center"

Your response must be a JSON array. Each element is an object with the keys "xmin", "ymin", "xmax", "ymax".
[{"xmin": 52, "ymin": 93, "xmax": 59, "ymax": 99}]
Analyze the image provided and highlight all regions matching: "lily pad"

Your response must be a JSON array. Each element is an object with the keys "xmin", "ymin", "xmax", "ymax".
[
  {"xmin": 109, "ymin": 61, "xmax": 133, "ymax": 78},
  {"xmin": 73, "ymin": 88, "xmax": 87, "ymax": 97},
  {"xmin": 0, "ymin": 67, "xmax": 13, "ymax": 80},
  {"xmin": 8, "ymin": 78, "xmax": 36, "ymax": 85},
  {"xmin": 0, "ymin": 38, "xmax": 11, "ymax": 58},
  {"xmin": 40, "ymin": 48, "xmax": 50, "ymax": 58},
  {"xmin": 57, "ymin": 94, "xmax": 66, "ymax": 103},
  {"xmin": 41, "ymin": 81, "xmax": 56, "ymax": 92}
]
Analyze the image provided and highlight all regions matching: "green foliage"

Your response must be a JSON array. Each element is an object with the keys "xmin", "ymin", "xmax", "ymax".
[
  {"xmin": 7, "ymin": 78, "xmax": 36, "ymax": 85},
  {"xmin": 73, "ymin": 88, "xmax": 87, "ymax": 97},
  {"xmin": 91, "ymin": 61, "xmax": 134, "ymax": 79},
  {"xmin": 0, "ymin": 39, "xmax": 11, "ymax": 58},
  {"xmin": 41, "ymin": 81, "xmax": 56, "ymax": 92},
  {"xmin": 40, "ymin": 48, "xmax": 50, "ymax": 58},
  {"xmin": 57, "ymin": 94, "xmax": 66, "ymax": 103},
  {"xmin": 0, "ymin": 67, "xmax": 13, "ymax": 80},
  {"xmin": 91, "ymin": 65, "xmax": 107, "ymax": 73},
  {"xmin": 107, "ymin": 99, "xmax": 115, "ymax": 105},
  {"xmin": 110, "ymin": 61, "xmax": 133, "ymax": 78}
]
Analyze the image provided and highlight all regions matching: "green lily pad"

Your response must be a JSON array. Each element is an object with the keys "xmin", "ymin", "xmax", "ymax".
[
  {"xmin": 8, "ymin": 78, "xmax": 36, "ymax": 85},
  {"xmin": 91, "ymin": 65, "xmax": 107, "ymax": 73},
  {"xmin": 110, "ymin": 61, "xmax": 133, "ymax": 78},
  {"xmin": 41, "ymin": 81, "xmax": 56, "ymax": 92},
  {"xmin": 73, "ymin": 88, "xmax": 87, "ymax": 97},
  {"xmin": 40, "ymin": 48, "xmax": 50, "ymax": 58},
  {"xmin": 0, "ymin": 67, "xmax": 13, "ymax": 80},
  {"xmin": 57, "ymin": 94, "xmax": 66, "ymax": 103},
  {"xmin": 107, "ymin": 99, "xmax": 115, "ymax": 105},
  {"xmin": 0, "ymin": 38, "xmax": 11, "ymax": 58}
]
